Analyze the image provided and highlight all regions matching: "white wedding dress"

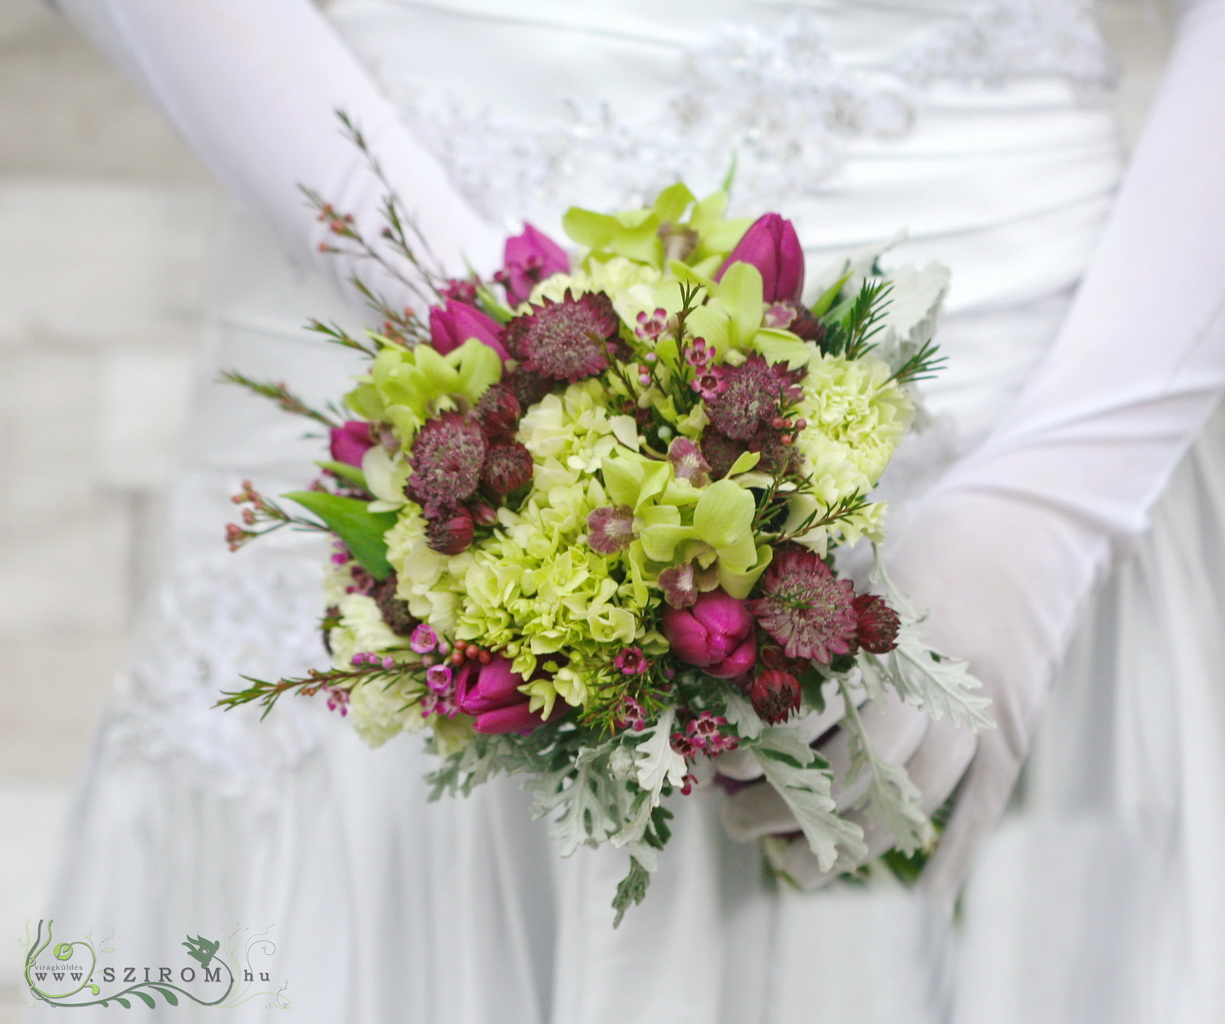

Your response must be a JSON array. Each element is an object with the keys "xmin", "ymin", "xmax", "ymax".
[{"xmin": 34, "ymin": 1, "xmax": 1225, "ymax": 1021}]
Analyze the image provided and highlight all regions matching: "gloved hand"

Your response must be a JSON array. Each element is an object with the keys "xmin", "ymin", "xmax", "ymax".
[{"xmin": 723, "ymin": 0, "xmax": 1225, "ymax": 907}]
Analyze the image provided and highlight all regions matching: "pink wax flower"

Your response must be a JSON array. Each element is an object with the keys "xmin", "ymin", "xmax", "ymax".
[
  {"xmin": 499, "ymin": 224, "xmax": 571, "ymax": 305},
  {"xmin": 662, "ymin": 589, "xmax": 758, "ymax": 679},
  {"xmin": 454, "ymin": 655, "xmax": 566, "ymax": 734},
  {"xmin": 429, "ymin": 299, "xmax": 509, "ymax": 361},
  {"xmin": 329, "ymin": 420, "xmax": 374, "ymax": 468},
  {"xmin": 714, "ymin": 213, "xmax": 805, "ymax": 303}
]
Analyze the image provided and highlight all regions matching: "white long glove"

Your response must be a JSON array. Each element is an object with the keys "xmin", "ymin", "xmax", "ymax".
[
  {"xmin": 53, "ymin": 0, "xmax": 501, "ymax": 298},
  {"xmin": 725, "ymin": 0, "xmax": 1225, "ymax": 908}
]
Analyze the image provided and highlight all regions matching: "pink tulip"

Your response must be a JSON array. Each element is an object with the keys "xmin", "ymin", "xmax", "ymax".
[
  {"xmin": 329, "ymin": 420, "xmax": 374, "ymax": 468},
  {"xmin": 499, "ymin": 224, "xmax": 570, "ymax": 305},
  {"xmin": 429, "ymin": 299, "xmax": 509, "ymax": 361},
  {"xmin": 454, "ymin": 655, "xmax": 565, "ymax": 734},
  {"xmin": 714, "ymin": 213, "xmax": 805, "ymax": 303},
  {"xmin": 662, "ymin": 589, "xmax": 758, "ymax": 679}
]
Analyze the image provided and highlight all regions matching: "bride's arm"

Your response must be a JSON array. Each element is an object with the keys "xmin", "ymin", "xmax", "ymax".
[
  {"xmin": 727, "ymin": 0, "xmax": 1225, "ymax": 902},
  {"xmin": 52, "ymin": 0, "xmax": 501, "ymax": 297}
]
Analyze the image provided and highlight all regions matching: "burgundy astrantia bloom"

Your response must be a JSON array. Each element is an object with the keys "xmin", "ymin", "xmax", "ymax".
[
  {"xmin": 425, "ymin": 507, "xmax": 474, "ymax": 555},
  {"xmin": 853, "ymin": 593, "xmax": 902, "ymax": 654},
  {"xmin": 474, "ymin": 383, "xmax": 522, "ymax": 440},
  {"xmin": 372, "ymin": 574, "xmax": 417, "ymax": 636},
  {"xmin": 700, "ymin": 425, "xmax": 797, "ymax": 479},
  {"xmin": 702, "ymin": 353, "xmax": 805, "ymax": 442},
  {"xmin": 749, "ymin": 544, "xmax": 857, "ymax": 663},
  {"xmin": 747, "ymin": 669, "xmax": 802, "ymax": 724},
  {"xmin": 587, "ymin": 505, "xmax": 636, "ymax": 554},
  {"xmin": 406, "ymin": 412, "xmax": 488, "ymax": 516},
  {"xmin": 506, "ymin": 290, "xmax": 621, "ymax": 383},
  {"xmin": 481, "ymin": 441, "xmax": 534, "ymax": 497}
]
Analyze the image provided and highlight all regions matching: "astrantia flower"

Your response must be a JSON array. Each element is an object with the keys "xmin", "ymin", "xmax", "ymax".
[
  {"xmin": 853, "ymin": 593, "xmax": 901, "ymax": 654},
  {"xmin": 501, "ymin": 369, "xmax": 553, "ymax": 411},
  {"xmin": 372, "ymin": 574, "xmax": 418, "ymax": 636},
  {"xmin": 703, "ymin": 353, "xmax": 805, "ymax": 442},
  {"xmin": 587, "ymin": 505, "xmax": 635, "ymax": 554},
  {"xmin": 474, "ymin": 383, "xmax": 522, "ymax": 440},
  {"xmin": 407, "ymin": 412, "xmax": 488, "ymax": 515},
  {"xmin": 481, "ymin": 441, "xmax": 534, "ymax": 497},
  {"xmin": 748, "ymin": 544, "xmax": 857, "ymax": 663},
  {"xmin": 506, "ymin": 290, "xmax": 621, "ymax": 383},
  {"xmin": 699, "ymin": 428, "xmax": 747, "ymax": 480},
  {"xmin": 425, "ymin": 507, "xmax": 475, "ymax": 555},
  {"xmin": 747, "ymin": 669, "xmax": 802, "ymax": 724}
]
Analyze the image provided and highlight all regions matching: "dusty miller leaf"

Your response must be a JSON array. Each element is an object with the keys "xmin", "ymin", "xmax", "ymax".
[{"xmin": 749, "ymin": 727, "xmax": 867, "ymax": 871}]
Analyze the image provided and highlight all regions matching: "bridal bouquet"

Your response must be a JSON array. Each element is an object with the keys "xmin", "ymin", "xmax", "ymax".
[{"xmin": 220, "ymin": 167, "xmax": 992, "ymax": 922}]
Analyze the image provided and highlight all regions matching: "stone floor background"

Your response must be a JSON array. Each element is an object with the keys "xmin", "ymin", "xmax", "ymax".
[{"xmin": 0, "ymin": 0, "xmax": 1173, "ymax": 1018}]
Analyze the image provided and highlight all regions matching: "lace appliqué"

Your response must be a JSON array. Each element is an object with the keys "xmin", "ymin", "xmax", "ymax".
[
  {"xmin": 391, "ymin": 12, "xmax": 913, "ymax": 223},
  {"xmin": 100, "ymin": 553, "xmax": 330, "ymax": 802},
  {"xmin": 383, "ymin": 0, "xmax": 1117, "ymax": 226},
  {"xmin": 899, "ymin": 0, "xmax": 1119, "ymax": 97}
]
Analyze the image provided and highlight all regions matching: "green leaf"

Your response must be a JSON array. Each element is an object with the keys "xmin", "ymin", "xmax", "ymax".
[
  {"xmin": 152, "ymin": 987, "xmax": 179, "ymax": 1006},
  {"xmin": 750, "ymin": 727, "xmax": 867, "ymax": 871},
  {"xmin": 811, "ymin": 271, "xmax": 851, "ymax": 317},
  {"xmin": 725, "ymin": 451, "xmax": 761, "ymax": 477},
  {"xmin": 611, "ymin": 857, "xmax": 652, "ymax": 928},
  {"xmin": 316, "ymin": 460, "xmax": 367, "ymax": 488},
  {"xmin": 283, "ymin": 491, "xmax": 396, "ymax": 581},
  {"xmin": 133, "ymin": 991, "xmax": 156, "ymax": 1008},
  {"xmin": 115, "ymin": 998, "xmax": 131, "ymax": 1008}
]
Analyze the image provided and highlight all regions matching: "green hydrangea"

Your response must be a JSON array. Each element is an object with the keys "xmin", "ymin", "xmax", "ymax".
[{"xmin": 453, "ymin": 382, "xmax": 654, "ymax": 714}]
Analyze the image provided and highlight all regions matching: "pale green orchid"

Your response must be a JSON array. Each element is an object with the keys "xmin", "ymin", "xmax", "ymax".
[
  {"xmin": 636, "ymin": 477, "xmax": 772, "ymax": 598},
  {"xmin": 563, "ymin": 183, "xmax": 751, "ymax": 273},
  {"xmin": 344, "ymin": 337, "xmax": 502, "ymax": 447}
]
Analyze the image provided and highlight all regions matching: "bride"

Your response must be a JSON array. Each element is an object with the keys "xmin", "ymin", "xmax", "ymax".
[{"xmin": 39, "ymin": 0, "xmax": 1225, "ymax": 1021}]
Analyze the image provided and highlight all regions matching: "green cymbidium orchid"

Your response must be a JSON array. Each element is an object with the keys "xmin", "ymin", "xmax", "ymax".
[
  {"xmin": 635, "ymin": 477, "xmax": 772, "ymax": 598},
  {"xmin": 344, "ymin": 337, "xmax": 503, "ymax": 447},
  {"xmin": 563, "ymin": 183, "xmax": 751, "ymax": 272}
]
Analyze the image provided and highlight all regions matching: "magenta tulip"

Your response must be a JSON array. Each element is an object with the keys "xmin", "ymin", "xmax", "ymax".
[
  {"xmin": 662, "ymin": 589, "xmax": 758, "ymax": 679},
  {"xmin": 429, "ymin": 299, "xmax": 509, "ymax": 361},
  {"xmin": 454, "ymin": 655, "xmax": 566, "ymax": 734},
  {"xmin": 500, "ymin": 224, "xmax": 570, "ymax": 305},
  {"xmin": 714, "ymin": 213, "xmax": 805, "ymax": 303},
  {"xmin": 329, "ymin": 420, "xmax": 374, "ymax": 468}
]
